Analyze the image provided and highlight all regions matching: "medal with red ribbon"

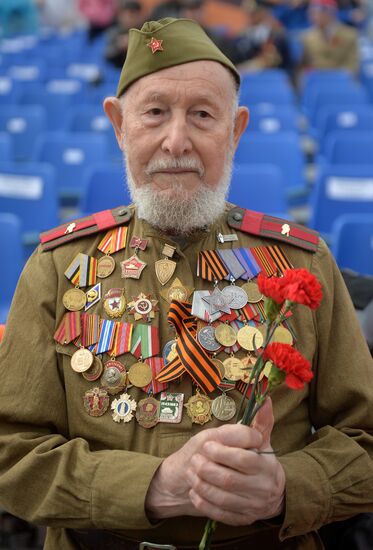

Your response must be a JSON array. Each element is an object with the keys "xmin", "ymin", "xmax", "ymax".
[{"xmin": 54, "ymin": 311, "xmax": 81, "ymax": 344}]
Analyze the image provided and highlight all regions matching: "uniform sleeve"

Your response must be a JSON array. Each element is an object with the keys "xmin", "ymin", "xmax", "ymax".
[
  {"xmin": 278, "ymin": 240, "xmax": 373, "ymax": 541},
  {"xmin": 0, "ymin": 247, "xmax": 163, "ymax": 529}
]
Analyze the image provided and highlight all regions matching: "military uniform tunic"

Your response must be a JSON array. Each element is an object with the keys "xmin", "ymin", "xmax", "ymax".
[{"xmin": 0, "ymin": 204, "xmax": 372, "ymax": 549}]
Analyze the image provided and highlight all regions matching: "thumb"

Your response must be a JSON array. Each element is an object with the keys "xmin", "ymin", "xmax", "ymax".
[{"xmin": 252, "ymin": 397, "xmax": 275, "ymax": 450}]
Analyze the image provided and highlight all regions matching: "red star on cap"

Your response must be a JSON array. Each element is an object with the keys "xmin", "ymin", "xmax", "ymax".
[{"xmin": 147, "ymin": 37, "xmax": 163, "ymax": 54}]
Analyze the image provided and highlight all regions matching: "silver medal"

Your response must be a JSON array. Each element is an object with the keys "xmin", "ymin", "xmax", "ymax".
[{"xmin": 222, "ymin": 286, "xmax": 248, "ymax": 309}]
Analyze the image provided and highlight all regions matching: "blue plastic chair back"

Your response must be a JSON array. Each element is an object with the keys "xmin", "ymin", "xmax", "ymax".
[
  {"xmin": 323, "ymin": 131, "xmax": 373, "ymax": 165},
  {"xmin": 0, "ymin": 132, "xmax": 13, "ymax": 162},
  {"xmin": 228, "ymin": 164, "xmax": 289, "ymax": 216},
  {"xmin": 79, "ymin": 164, "xmax": 130, "ymax": 215},
  {"xmin": 332, "ymin": 214, "xmax": 373, "ymax": 275},
  {"xmin": 65, "ymin": 105, "xmax": 120, "ymax": 160},
  {"xmin": 301, "ymin": 69, "xmax": 354, "ymax": 111},
  {"xmin": 0, "ymin": 162, "xmax": 59, "ymax": 242},
  {"xmin": 247, "ymin": 109, "xmax": 299, "ymax": 133},
  {"xmin": 0, "ymin": 105, "xmax": 47, "ymax": 161},
  {"xmin": 240, "ymin": 86, "xmax": 295, "ymax": 108},
  {"xmin": 316, "ymin": 105, "xmax": 373, "ymax": 149},
  {"xmin": 0, "ymin": 76, "xmax": 21, "ymax": 104},
  {"xmin": 307, "ymin": 86, "xmax": 369, "ymax": 128},
  {"xmin": 241, "ymin": 69, "xmax": 291, "ymax": 88},
  {"xmin": 0, "ymin": 212, "xmax": 23, "ymax": 323},
  {"xmin": 33, "ymin": 132, "xmax": 109, "ymax": 199},
  {"xmin": 234, "ymin": 132, "xmax": 305, "ymax": 193},
  {"xmin": 309, "ymin": 164, "xmax": 373, "ymax": 235}
]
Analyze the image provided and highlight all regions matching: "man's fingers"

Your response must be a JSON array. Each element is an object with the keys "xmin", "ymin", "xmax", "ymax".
[
  {"xmin": 196, "ymin": 423, "xmax": 263, "ymax": 452},
  {"xmin": 252, "ymin": 397, "xmax": 274, "ymax": 450},
  {"xmin": 198, "ymin": 440, "xmax": 269, "ymax": 476},
  {"xmin": 189, "ymin": 489, "xmax": 257, "ymax": 526}
]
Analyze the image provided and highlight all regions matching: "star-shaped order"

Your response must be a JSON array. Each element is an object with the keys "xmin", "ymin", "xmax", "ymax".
[
  {"xmin": 147, "ymin": 37, "xmax": 163, "ymax": 54},
  {"xmin": 202, "ymin": 287, "xmax": 232, "ymax": 315},
  {"xmin": 128, "ymin": 292, "xmax": 159, "ymax": 322}
]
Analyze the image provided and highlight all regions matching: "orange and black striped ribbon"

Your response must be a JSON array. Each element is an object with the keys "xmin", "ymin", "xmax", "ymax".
[
  {"xmin": 157, "ymin": 300, "xmax": 222, "ymax": 393},
  {"xmin": 250, "ymin": 246, "xmax": 277, "ymax": 276},
  {"xmin": 197, "ymin": 250, "xmax": 229, "ymax": 282},
  {"xmin": 266, "ymin": 245, "xmax": 293, "ymax": 274}
]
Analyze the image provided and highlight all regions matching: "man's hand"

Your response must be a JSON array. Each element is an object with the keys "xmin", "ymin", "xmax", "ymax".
[{"xmin": 145, "ymin": 398, "xmax": 285, "ymax": 525}]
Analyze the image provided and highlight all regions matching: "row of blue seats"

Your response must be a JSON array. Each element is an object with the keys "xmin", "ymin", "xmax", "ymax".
[{"xmin": 1, "ymin": 160, "xmax": 372, "ymax": 250}]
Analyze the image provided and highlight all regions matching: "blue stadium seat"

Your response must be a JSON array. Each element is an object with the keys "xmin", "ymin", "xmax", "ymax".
[
  {"xmin": 228, "ymin": 164, "xmax": 289, "ymax": 217},
  {"xmin": 6, "ymin": 60, "xmax": 46, "ymax": 82},
  {"xmin": 332, "ymin": 214, "xmax": 373, "ymax": 275},
  {"xmin": 64, "ymin": 105, "xmax": 120, "ymax": 160},
  {"xmin": 241, "ymin": 69, "xmax": 291, "ymax": 87},
  {"xmin": 307, "ymin": 86, "xmax": 369, "ymax": 129},
  {"xmin": 0, "ymin": 132, "xmax": 13, "ymax": 162},
  {"xmin": 247, "ymin": 108, "xmax": 299, "ymax": 133},
  {"xmin": 234, "ymin": 132, "xmax": 306, "ymax": 199},
  {"xmin": 0, "ymin": 163, "xmax": 59, "ymax": 255},
  {"xmin": 301, "ymin": 69, "xmax": 354, "ymax": 112},
  {"xmin": 323, "ymin": 131, "xmax": 373, "ymax": 165},
  {"xmin": 19, "ymin": 80, "xmax": 86, "ymax": 130},
  {"xmin": 309, "ymin": 165, "xmax": 373, "ymax": 236},
  {"xmin": 240, "ymin": 85, "xmax": 295, "ymax": 108},
  {"xmin": 79, "ymin": 164, "xmax": 130, "ymax": 216},
  {"xmin": 0, "ymin": 105, "xmax": 47, "ymax": 161},
  {"xmin": 0, "ymin": 213, "xmax": 23, "ymax": 323},
  {"xmin": 0, "ymin": 76, "xmax": 21, "ymax": 104},
  {"xmin": 315, "ymin": 105, "xmax": 373, "ymax": 151},
  {"xmin": 32, "ymin": 132, "xmax": 109, "ymax": 201}
]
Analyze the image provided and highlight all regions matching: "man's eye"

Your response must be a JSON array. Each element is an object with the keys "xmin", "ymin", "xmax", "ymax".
[
  {"xmin": 196, "ymin": 111, "xmax": 211, "ymax": 119},
  {"xmin": 148, "ymin": 108, "xmax": 162, "ymax": 116}
]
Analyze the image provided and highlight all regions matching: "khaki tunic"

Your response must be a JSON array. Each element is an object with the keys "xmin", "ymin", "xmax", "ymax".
[
  {"xmin": 302, "ymin": 23, "xmax": 359, "ymax": 74},
  {"xmin": 0, "ymin": 204, "xmax": 372, "ymax": 549}
]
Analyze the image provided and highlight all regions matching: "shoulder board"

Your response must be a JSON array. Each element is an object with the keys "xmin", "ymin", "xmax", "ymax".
[
  {"xmin": 40, "ymin": 206, "xmax": 132, "ymax": 251},
  {"xmin": 227, "ymin": 207, "xmax": 319, "ymax": 253}
]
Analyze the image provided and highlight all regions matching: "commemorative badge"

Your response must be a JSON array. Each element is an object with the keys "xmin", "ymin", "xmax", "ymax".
[
  {"xmin": 83, "ymin": 387, "xmax": 110, "ymax": 417},
  {"xmin": 237, "ymin": 325, "xmax": 264, "ymax": 351},
  {"xmin": 103, "ymin": 288, "xmax": 126, "ymax": 318},
  {"xmin": 221, "ymin": 285, "xmax": 248, "ymax": 310},
  {"xmin": 203, "ymin": 287, "xmax": 232, "ymax": 316},
  {"xmin": 111, "ymin": 392, "xmax": 137, "ymax": 423},
  {"xmin": 120, "ymin": 254, "xmax": 147, "ymax": 279},
  {"xmin": 162, "ymin": 339, "xmax": 178, "ymax": 366},
  {"xmin": 128, "ymin": 293, "xmax": 159, "ymax": 322},
  {"xmin": 159, "ymin": 392, "xmax": 184, "ymax": 423},
  {"xmin": 241, "ymin": 281, "xmax": 263, "ymax": 304},
  {"xmin": 184, "ymin": 391, "xmax": 212, "ymax": 425},
  {"xmin": 97, "ymin": 255, "xmax": 116, "ymax": 278},
  {"xmin": 63, "ymin": 288, "xmax": 87, "ymax": 312},
  {"xmin": 100, "ymin": 360, "xmax": 127, "ymax": 395},
  {"xmin": 197, "ymin": 325, "xmax": 221, "ymax": 353},
  {"xmin": 160, "ymin": 278, "xmax": 194, "ymax": 304},
  {"xmin": 85, "ymin": 283, "xmax": 101, "ymax": 311},
  {"xmin": 155, "ymin": 243, "xmax": 177, "ymax": 286},
  {"xmin": 127, "ymin": 361, "xmax": 153, "ymax": 388},
  {"xmin": 222, "ymin": 356, "xmax": 245, "ymax": 381},
  {"xmin": 82, "ymin": 355, "xmax": 104, "ymax": 381},
  {"xmin": 135, "ymin": 396, "xmax": 160, "ymax": 428}
]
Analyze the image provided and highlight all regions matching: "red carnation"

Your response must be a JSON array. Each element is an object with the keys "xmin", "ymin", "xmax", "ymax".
[
  {"xmin": 263, "ymin": 342, "xmax": 313, "ymax": 390},
  {"xmin": 257, "ymin": 272, "xmax": 285, "ymax": 304},
  {"xmin": 281, "ymin": 269, "xmax": 323, "ymax": 310}
]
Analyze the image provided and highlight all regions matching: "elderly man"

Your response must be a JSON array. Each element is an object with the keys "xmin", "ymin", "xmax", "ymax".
[{"xmin": 0, "ymin": 17, "xmax": 372, "ymax": 550}]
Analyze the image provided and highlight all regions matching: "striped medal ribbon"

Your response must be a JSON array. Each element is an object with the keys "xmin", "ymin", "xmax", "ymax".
[
  {"xmin": 97, "ymin": 226, "xmax": 128, "ymax": 254},
  {"xmin": 197, "ymin": 250, "xmax": 229, "ymax": 282},
  {"xmin": 142, "ymin": 357, "xmax": 168, "ymax": 395},
  {"xmin": 130, "ymin": 323, "xmax": 160, "ymax": 359},
  {"xmin": 81, "ymin": 313, "xmax": 100, "ymax": 347},
  {"xmin": 96, "ymin": 319, "xmax": 117, "ymax": 354},
  {"xmin": 54, "ymin": 311, "xmax": 81, "ymax": 344},
  {"xmin": 233, "ymin": 248, "xmax": 261, "ymax": 280},
  {"xmin": 157, "ymin": 300, "xmax": 222, "ymax": 394},
  {"xmin": 111, "ymin": 322, "xmax": 133, "ymax": 356},
  {"xmin": 64, "ymin": 253, "xmax": 97, "ymax": 287}
]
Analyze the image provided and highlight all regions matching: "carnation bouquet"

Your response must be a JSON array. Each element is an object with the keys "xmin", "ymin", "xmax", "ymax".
[{"xmin": 199, "ymin": 268, "xmax": 323, "ymax": 550}]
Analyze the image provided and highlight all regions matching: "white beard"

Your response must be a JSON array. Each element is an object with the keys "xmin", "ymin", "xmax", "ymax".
[{"xmin": 123, "ymin": 152, "xmax": 234, "ymax": 236}]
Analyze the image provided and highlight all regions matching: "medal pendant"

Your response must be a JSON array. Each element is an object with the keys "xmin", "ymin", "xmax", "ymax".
[
  {"xmin": 128, "ymin": 361, "xmax": 153, "ymax": 388},
  {"xmin": 120, "ymin": 254, "xmax": 147, "ymax": 279},
  {"xmin": 241, "ymin": 281, "xmax": 263, "ymax": 304},
  {"xmin": 136, "ymin": 396, "xmax": 160, "ymax": 428},
  {"xmin": 185, "ymin": 391, "xmax": 212, "ymax": 425},
  {"xmin": 155, "ymin": 258, "xmax": 177, "ymax": 286},
  {"xmin": 100, "ymin": 360, "xmax": 127, "ymax": 395},
  {"xmin": 111, "ymin": 392, "xmax": 137, "ymax": 423},
  {"xmin": 237, "ymin": 325, "xmax": 264, "ymax": 351},
  {"xmin": 63, "ymin": 288, "xmax": 87, "ymax": 311},
  {"xmin": 83, "ymin": 355, "xmax": 104, "ymax": 381},
  {"xmin": 212, "ymin": 394, "xmax": 236, "ymax": 421},
  {"xmin": 211, "ymin": 358, "xmax": 225, "ymax": 379},
  {"xmin": 71, "ymin": 348, "xmax": 94, "ymax": 373},
  {"xmin": 222, "ymin": 356, "xmax": 245, "ymax": 381},
  {"xmin": 214, "ymin": 323, "xmax": 237, "ymax": 347},
  {"xmin": 197, "ymin": 325, "xmax": 221, "ymax": 353},
  {"xmin": 83, "ymin": 387, "xmax": 110, "ymax": 417},
  {"xmin": 97, "ymin": 255, "xmax": 116, "ymax": 278},
  {"xmin": 103, "ymin": 288, "xmax": 126, "ymax": 319},
  {"xmin": 163, "ymin": 340, "xmax": 178, "ymax": 366},
  {"xmin": 161, "ymin": 278, "xmax": 194, "ymax": 304},
  {"xmin": 270, "ymin": 326, "xmax": 293, "ymax": 345},
  {"xmin": 221, "ymin": 286, "xmax": 248, "ymax": 310},
  {"xmin": 159, "ymin": 392, "xmax": 184, "ymax": 423}
]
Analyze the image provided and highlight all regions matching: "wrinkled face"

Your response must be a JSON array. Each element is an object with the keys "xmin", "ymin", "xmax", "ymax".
[{"xmin": 104, "ymin": 60, "xmax": 248, "ymax": 233}]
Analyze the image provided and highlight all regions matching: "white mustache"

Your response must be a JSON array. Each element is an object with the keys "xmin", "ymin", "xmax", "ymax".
[{"xmin": 145, "ymin": 157, "xmax": 205, "ymax": 177}]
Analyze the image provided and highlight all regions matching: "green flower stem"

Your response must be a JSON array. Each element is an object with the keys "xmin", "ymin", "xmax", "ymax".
[{"xmin": 199, "ymin": 519, "xmax": 217, "ymax": 550}]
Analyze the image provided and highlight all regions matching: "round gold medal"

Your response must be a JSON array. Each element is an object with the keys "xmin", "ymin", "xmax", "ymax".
[
  {"xmin": 241, "ymin": 281, "xmax": 263, "ymax": 304},
  {"xmin": 237, "ymin": 325, "xmax": 264, "ymax": 351},
  {"xmin": 214, "ymin": 324, "xmax": 237, "ymax": 347},
  {"xmin": 63, "ymin": 288, "xmax": 87, "ymax": 311},
  {"xmin": 222, "ymin": 356, "xmax": 245, "ymax": 381},
  {"xmin": 97, "ymin": 255, "xmax": 116, "ymax": 278},
  {"xmin": 82, "ymin": 355, "xmax": 104, "ymax": 381},
  {"xmin": 71, "ymin": 348, "xmax": 94, "ymax": 373},
  {"xmin": 270, "ymin": 326, "xmax": 293, "ymax": 345},
  {"xmin": 212, "ymin": 358, "xmax": 225, "ymax": 379},
  {"xmin": 127, "ymin": 362, "xmax": 153, "ymax": 388},
  {"xmin": 167, "ymin": 285, "xmax": 188, "ymax": 302}
]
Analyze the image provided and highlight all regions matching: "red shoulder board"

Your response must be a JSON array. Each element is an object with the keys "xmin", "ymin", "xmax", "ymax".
[
  {"xmin": 227, "ymin": 207, "xmax": 319, "ymax": 252},
  {"xmin": 40, "ymin": 206, "xmax": 132, "ymax": 251}
]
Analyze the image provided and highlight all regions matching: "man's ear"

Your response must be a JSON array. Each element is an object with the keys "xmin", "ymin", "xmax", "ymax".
[
  {"xmin": 103, "ymin": 97, "xmax": 124, "ymax": 149},
  {"xmin": 232, "ymin": 106, "xmax": 249, "ymax": 151}
]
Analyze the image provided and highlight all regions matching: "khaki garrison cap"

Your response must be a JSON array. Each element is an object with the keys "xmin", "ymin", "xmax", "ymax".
[{"xmin": 116, "ymin": 17, "xmax": 240, "ymax": 97}]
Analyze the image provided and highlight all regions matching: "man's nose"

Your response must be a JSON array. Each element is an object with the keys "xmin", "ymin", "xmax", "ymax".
[{"xmin": 161, "ymin": 115, "xmax": 193, "ymax": 156}]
